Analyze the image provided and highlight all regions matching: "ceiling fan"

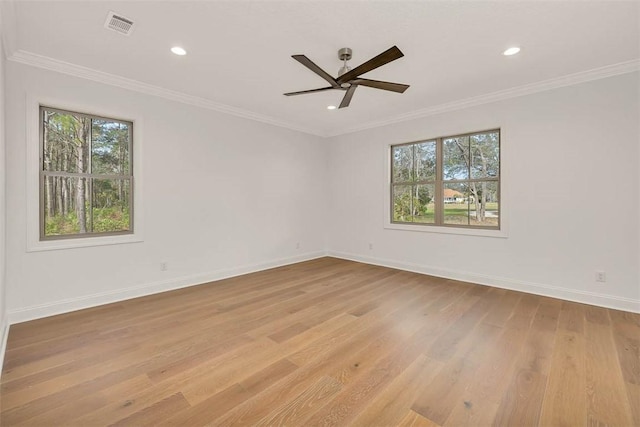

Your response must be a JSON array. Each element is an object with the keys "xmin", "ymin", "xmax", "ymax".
[{"xmin": 284, "ymin": 46, "xmax": 410, "ymax": 109}]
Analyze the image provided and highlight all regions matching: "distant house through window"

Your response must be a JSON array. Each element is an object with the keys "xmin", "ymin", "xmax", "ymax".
[
  {"xmin": 40, "ymin": 106, "xmax": 133, "ymax": 240},
  {"xmin": 443, "ymin": 188, "xmax": 465, "ymax": 204},
  {"xmin": 390, "ymin": 129, "xmax": 500, "ymax": 229}
]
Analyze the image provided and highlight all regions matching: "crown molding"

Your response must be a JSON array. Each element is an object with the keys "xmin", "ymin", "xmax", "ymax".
[
  {"xmin": 7, "ymin": 48, "xmax": 639, "ymax": 139},
  {"xmin": 325, "ymin": 59, "xmax": 640, "ymax": 137},
  {"xmin": 8, "ymin": 50, "xmax": 325, "ymax": 137}
]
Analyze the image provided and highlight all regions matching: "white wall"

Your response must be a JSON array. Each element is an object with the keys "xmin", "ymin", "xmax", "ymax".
[
  {"xmin": 327, "ymin": 72, "xmax": 640, "ymax": 312},
  {"xmin": 4, "ymin": 62, "xmax": 639, "ymax": 323},
  {"xmin": 5, "ymin": 62, "xmax": 328, "ymax": 322},
  {"xmin": 0, "ymin": 9, "xmax": 8, "ymax": 356}
]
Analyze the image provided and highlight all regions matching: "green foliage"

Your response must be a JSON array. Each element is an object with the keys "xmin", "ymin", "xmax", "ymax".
[
  {"xmin": 45, "ymin": 211, "xmax": 80, "ymax": 235},
  {"xmin": 45, "ymin": 206, "xmax": 129, "ymax": 236},
  {"xmin": 393, "ymin": 185, "xmax": 434, "ymax": 223},
  {"xmin": 92, "ymin": 207, "xmax": 130, "ymax": 232},
  {"xmin": 92, "ymin": 119, "xmax": 130, "ymax": 174},
  {"xmin": 417, "ymin": 185, "xmax": 432, "ymax": 207}
]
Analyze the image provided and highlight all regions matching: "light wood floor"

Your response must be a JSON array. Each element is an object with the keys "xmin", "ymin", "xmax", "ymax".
[{"xmin": 1, "ymin": 257, "xmax": 638, "ymax": 426}]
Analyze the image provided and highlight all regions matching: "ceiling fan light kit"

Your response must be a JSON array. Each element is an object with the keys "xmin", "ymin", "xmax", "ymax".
[{"xmin": 284, "ymin": 45, "xmax": 410, "ymax": 109}]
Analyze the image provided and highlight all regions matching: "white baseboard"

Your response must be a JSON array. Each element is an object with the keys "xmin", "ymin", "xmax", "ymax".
[
  {"xmin": 328, "ymin": 251, "xmax": 640, "ymax": 314},
  {"xmin": 0, "ymin": 315, "xmax": 9, "ymax": 378},
  {"xmin": 7, "ymin": 249, "xmax": 638, "ymax": 325},
  {"xmin": 8, "ymin": 251, "xmax": 327, "ymax": 324}
]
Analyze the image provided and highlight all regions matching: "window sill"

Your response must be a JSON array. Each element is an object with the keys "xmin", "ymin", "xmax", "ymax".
[
  {"xmin": 384, "ymin": 222, "xmax": 508, "ymax": 238},
  {"xmin": 27, "ymin": 233, "xmax": 143, "ymax": 252}
]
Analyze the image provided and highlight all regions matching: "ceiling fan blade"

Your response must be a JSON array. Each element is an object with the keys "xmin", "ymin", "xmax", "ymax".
[
  {"xmin": 292, "ymin": 55, "xmax": 339, "ymax": 87},
  {"xmin": 351, "ymin": 78, "xmax": 410, "ymax": 93},
  {"xmin": 339, "ymin": 85, "xmax": 357, "ymax": 109},
  {"xmin": 337, "ymin": 46, "xmax": 404, "ymax": 84},
  {"xmin": 284, "ymin": 87, "xmax": 334, "ymax": 96}
]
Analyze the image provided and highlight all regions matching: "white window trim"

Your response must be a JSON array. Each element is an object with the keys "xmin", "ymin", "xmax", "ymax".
[
  {"xmin": 383, "ymin": 128, "xmax": 508, "ymax": 239},
  {"xmin": 25, "ymin": 95, "xmax": 144, "ymax": 252}
]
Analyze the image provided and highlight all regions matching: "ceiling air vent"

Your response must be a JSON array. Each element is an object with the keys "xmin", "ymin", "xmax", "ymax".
[{"xmin": 104, "ymin": 11, "xmax": 135, "ymax": 36}]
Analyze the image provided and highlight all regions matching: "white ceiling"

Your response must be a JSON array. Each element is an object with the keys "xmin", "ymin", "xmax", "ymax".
[{"xmin": 4, "ymin": 1, "xmax": 640, "ymax": 136}]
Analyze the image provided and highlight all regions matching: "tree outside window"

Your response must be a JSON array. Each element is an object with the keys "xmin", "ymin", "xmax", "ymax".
[{"xmin": 40, "ymin": 106, "xmax": 133, "ymax": 240}]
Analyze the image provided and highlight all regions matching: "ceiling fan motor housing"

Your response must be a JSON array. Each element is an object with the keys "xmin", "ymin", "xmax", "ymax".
[{"xmin": 338, "ymin": 47, "xmax": 352, "ymax": 61}]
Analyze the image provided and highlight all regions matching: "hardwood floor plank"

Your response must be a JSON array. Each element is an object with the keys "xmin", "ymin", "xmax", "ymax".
[
  {"xmin": 398, "ymin": 410, "xmax": 442, "ymax": 427},
  {"xmin": 539, "ymin": 331, "xmax": 586, "ymax": 426},
  {"xmin": 303, "ymin": 328, "xmax": 431, "ymax": 426},
  {"xmin": 609, "ymin": 310, "xmax": 640, "ymax": 385},
  {"xmin": 109, "ymin": 392, "xmax": 190, "ymax": 427},
  {"xmin": 425, "ymin": 287, "xmax": 500, "ymax": 361},
  {"xmin": 442, "ymin": 307, "xmax": 538, "ymax": 426},
  {"xmin": 267, "ymin": 322, "xmax": 311, "ymax": 343},
  {"xmin": 12, "ymin": 374, "xmax": 153, "ymax": 426},
  {"xmin": 492, "ymin": 369, "xmax": 547, "ymax": 427},
  {"xmin": 585, "ymin": 305, "xmax": 610, "ymax": 326},
  {"xmin": 161, "ymin": 358, "xmax": 299, "ymax": 426},
  {"xmin": 516, "ymin": 300, "xmax": 560, "ymax": 375},
  {"xmin": 1, "ymin": 257, "xmax": 637, "ymax": 426},
  {"xmin": 411, "ymin": 322, "xmax": 504, "ymax": 425},
  {"xmin": 625, "ymin": 381, "xmax": 640, "ymax": 427},
  {"xmin": 558, "ymin": 300, "xmax": 585, "ymax": 334},
  {"xmin": 482, "ymin": 290, "xmax": 521, "ymax": 328},
  {"xmin": 350, "ymin": 354, "xmax": 444, "ymax": 427},
  {"xmin": 254, "ymin": 375, "xmax": 342, "ymax": 426},
  {"xmin": 585, "ymin": 318, "xmax": 634, "ymax": 426},
  {"xmin": 145, "ymin": 334, "xmax": 254, "ymax": 382}
]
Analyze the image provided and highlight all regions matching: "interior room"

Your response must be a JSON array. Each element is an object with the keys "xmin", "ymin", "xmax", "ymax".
[{"xmin": 0, "ymin": 1, "xmax": 638, "ymax": 425}]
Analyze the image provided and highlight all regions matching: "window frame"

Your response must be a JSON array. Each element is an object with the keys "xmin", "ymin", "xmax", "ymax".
[
  {"xmin": 387, "ymin": 128, "xmax": 505, "ymax": 237},
  {"xmin": 26, "ymin": 96, "xmax": 144, "ymax": 252},
  {"xmin": 39, "ymin": 105, "xmax": 135, "ymax": 241}
]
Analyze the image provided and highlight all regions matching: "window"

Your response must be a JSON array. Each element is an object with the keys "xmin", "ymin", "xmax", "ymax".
[
  {"xmin": 40, "ymin": 106, "xmax": 133, "ymax": 240},
  {"xmin": 391, "ymin": 129, "xmax": 500, "ymax": 229}
]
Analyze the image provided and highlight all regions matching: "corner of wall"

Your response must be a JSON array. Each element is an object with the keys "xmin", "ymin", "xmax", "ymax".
[{"xmin": 0, "ymin": 0, "xmax": 10, "ymax": 377}]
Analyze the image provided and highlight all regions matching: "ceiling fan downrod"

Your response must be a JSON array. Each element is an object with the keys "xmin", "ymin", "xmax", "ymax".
[
  {"xmin": 337, "ymin": 47, "xmax": 352, "ymax": 77},
  {"xmin": 338, "ymin": 47, "xmax": 352, "ymax": 88}
]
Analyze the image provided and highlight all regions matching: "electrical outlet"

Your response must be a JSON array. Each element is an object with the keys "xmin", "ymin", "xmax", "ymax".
[
  {"xmin": 595, "ymin": 271, "xmax": 606, "ymax": 282},
  {"xmin": 296, "ymin": 242, "xmax": 300, "ymax": 249},
  {"xmin": 369, "ymin": 243, "xmax": 373, "ymax": 250},
  {"xmin": 160, "ymin": 262, "xmax": 168, "ymax": 272}
]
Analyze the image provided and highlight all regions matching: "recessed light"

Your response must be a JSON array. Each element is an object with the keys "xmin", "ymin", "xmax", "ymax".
[
  {"xmin": 171, "ymin": 46, "xmax": 187, "ymax": 56},
  {"xmin": 327, "ymin": 105, "xmax": 337, "ymax": 110},
  {"xmin": 503, "ymin": 47, "xmax": 521, "ymax": 56}
]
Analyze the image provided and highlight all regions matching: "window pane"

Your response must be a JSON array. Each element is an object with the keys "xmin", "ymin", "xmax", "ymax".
[
  {"xmin": 393, "ymin": 185, "xmax": 413, "ymax": 222},
  {"xmin": 470, "ymin": 132, "xmax": 499, "ymax": 179},
  {"xmin": 443, "ymin": 182, "xmax": 469, "ymax": 225},
  {"xmin": 92, "ymin": 119, "xmax": 131, "ymax": 175},
  {"xmin": 43, "ymin": 109, "xmax": 90, "ymax": 173},
  {"xmin": 392, "ymin": 145, "xmax": 413, "ymax": 182},
  {"xmin": 413, "ymin": 184, "xmax": 435, "ymax": 223},
  {"xmin": 469, "ymin": 181, "xmax": 499, "ymax": 227},
  {"xmin": 415, "ymin": 141, "xmax": 436, "ymax": 182},
  {"xmin": 92, "ymin": 179, "xmax": 131, "ymax": 233},
  {"xmin": 443, "ymin": 136, "xmax": 469, "ymax": 180},
  {"xmin": 44, "ymin": 176, "xmax": 89, "ymax": 236}
]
